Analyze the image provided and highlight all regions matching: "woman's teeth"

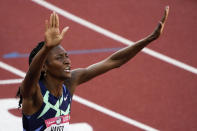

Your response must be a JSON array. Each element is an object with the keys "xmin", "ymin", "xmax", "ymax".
[{"xmin": 64, "ymin": 67, "xmax": 70, "ymax": 72}]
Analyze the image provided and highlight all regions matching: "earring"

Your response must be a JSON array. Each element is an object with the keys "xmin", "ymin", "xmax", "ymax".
[{"xmin": 44, "ymin": 70, "xmax": 47, "ymax": 77}]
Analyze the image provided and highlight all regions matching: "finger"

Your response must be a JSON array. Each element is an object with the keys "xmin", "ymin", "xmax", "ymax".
[
  {"xmin": 45, "ymin": 20, "xmax": 49, "ymax": 32},
  {"xmin": 55, "ymin": 13, "xmax": 59, "ymax": 28},
  {"xmin": 49, "ymin": 13, "xmax": 53, "ymax": 27},
  {"xmin": 60, "ymin": 26, "xmax": 69, "ymax": 39},
  {"xmin": 159, "ymin": 21, "xmax": 164, "ymax": 34},
  {"xmin": 161, "ymin": 6, "xmax": 169, "ymax": 23},
  {"xmin": 52, "ymin": 12, "xmax": 56, "ymax": 27}
]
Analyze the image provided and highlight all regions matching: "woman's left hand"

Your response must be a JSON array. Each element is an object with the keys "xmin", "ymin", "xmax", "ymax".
[{"xmin": 150, "ymin": 6, "xmax": 169, "ymax": 40}]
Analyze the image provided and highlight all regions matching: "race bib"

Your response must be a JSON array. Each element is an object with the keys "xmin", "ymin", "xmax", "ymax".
[{"xmin": 44, "ymin": 115, "xmax": 70, "ymax": 131}]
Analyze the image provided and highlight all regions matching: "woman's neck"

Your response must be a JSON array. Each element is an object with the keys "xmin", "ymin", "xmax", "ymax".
[{"xmin": 43, "ymin": 76, "xmax": 64, "ymax": 98}]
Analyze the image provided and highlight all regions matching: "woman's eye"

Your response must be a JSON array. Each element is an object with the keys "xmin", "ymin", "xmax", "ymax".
[{"xmin": 56, "ymin": 57, "xmax": 62, "ymax": 60}]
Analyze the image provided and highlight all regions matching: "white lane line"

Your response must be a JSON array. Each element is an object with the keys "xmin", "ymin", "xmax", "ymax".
[
  {"xmin": 0, "ymin": 60, "xmax": 159, "ymax": 131},
  {"xmin": 73, "ymin": 95, "xmax": 158, "ymax": 131},
  {"xmin": 142, "ymin": 48, "xmax": 197, "ymax": 74},
  {"xmin": 0, "ymin": 79, "xmax": 23, "ymax": 85},
  {"xmin": 0, "ymin": 61, "xmax": 25, "ymax": 77},
  {"xmin": 31, "ymin": 0, "xmax": 197, "ymax": 75}
]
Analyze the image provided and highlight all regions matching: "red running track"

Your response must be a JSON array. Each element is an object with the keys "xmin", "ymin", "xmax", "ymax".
[{"xmin": 0, "ymin": 0, "xmax": 197, "ymax": 131}]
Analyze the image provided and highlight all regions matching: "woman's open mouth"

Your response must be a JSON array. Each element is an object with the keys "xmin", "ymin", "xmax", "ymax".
[{"xmin": 64, "ymin": 66, "xmax": 71, "ymax": 73}]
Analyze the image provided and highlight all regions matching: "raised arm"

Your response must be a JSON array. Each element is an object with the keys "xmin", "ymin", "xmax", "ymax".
[
  {"xmin": 20, "ymin": 12, "xmax": 69, "ymax": 98},
  {"xmin": 71, "ymin": 6, "xmax": 169, "ymax": 87}
]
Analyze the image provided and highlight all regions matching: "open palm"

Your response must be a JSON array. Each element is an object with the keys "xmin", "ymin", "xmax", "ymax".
[
  {"xmin": 151, "ymin": 6, "xmax": 169, "ymax": 40},
  {"xmin": 44, "ymin": 12, "xmax": 69, "ymax": 48}
]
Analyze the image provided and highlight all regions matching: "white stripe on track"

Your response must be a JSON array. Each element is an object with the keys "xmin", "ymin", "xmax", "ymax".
[
  {"xmin": 32, "ymin": 0, "xmax": 197, "ymax": 75},
  {"xmin": 0, "ymin": 79, "xmax": 23, "ymax": 85},
  {"xmin": 0, "ymin": 60, "xmax": 158, "ymax": 131},
  {"xmin": 73, "ymin": 95, "xmax": 158, "ymax": 131},
  {"xmin": 0, "ymin": 61, "xmax": 25, "ymax": 77}
]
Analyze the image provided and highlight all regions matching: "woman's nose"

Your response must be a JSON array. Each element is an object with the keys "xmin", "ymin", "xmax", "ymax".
[{"xmin": 63, "ymin": 58, "xmax": 71, "ymax": 65}]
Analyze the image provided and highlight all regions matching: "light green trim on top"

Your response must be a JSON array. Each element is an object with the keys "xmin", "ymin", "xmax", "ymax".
[{"xmin": 37, "ymin": 90, "xmax": 70, "ymax": 119}]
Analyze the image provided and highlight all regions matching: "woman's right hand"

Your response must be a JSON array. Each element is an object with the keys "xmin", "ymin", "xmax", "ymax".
[{"xmin": 44, "ymin": 12, "xmax": 69, "ymax": 49}]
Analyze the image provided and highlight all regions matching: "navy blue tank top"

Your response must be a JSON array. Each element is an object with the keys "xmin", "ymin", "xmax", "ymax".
[{"xmin": 22, "ymin": 81, "xmax": 72, "ymax": 131}]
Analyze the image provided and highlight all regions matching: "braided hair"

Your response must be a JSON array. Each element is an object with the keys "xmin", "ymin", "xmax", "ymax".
[{"xmin": 16, "ymin": 41, "xmax": 45, "ymax": 108}]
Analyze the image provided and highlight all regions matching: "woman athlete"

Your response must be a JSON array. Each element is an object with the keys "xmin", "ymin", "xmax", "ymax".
[{"xmin": 17, "ymin": 6, "xmax": 169, "ymax": 131}]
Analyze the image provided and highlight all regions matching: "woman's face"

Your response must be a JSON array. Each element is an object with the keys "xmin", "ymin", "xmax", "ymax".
[{"xmin": 45, "ymin": 45, "xmax": 71, "ymax": 80}]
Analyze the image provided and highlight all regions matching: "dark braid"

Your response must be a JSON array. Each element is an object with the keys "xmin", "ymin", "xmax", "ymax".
[
  {"xmin": 16, "ymin": 86, "xmax": 22, "ymax": 108},
  {"xmin": 16, "ymin": 41, "xmax": 45, "ymax": 108}
]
